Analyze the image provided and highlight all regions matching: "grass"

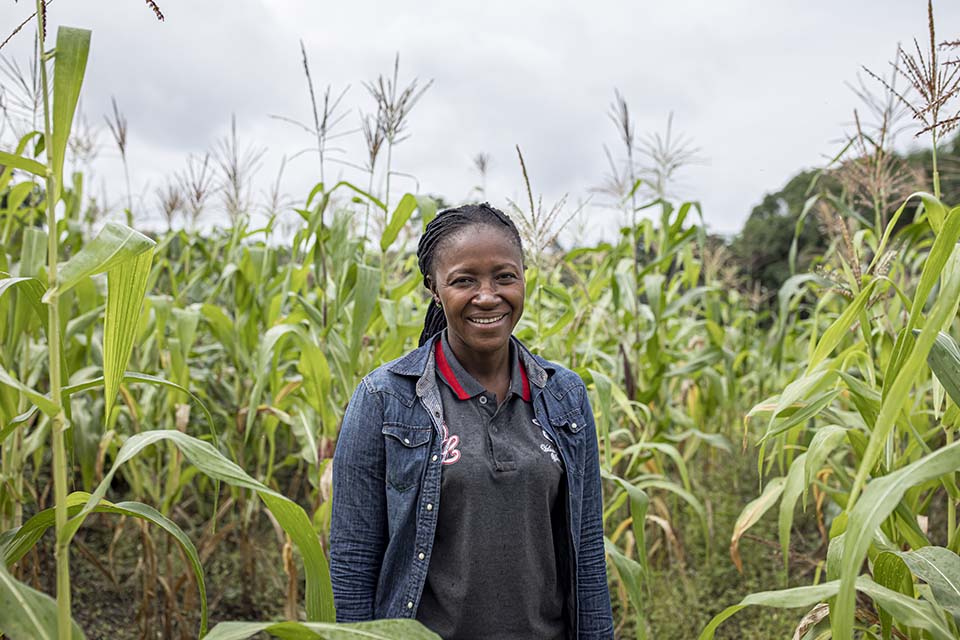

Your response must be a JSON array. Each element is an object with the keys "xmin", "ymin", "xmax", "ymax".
[{"xmin": 644, "ymin": 450, "xmax": 821, "ymax": 639}]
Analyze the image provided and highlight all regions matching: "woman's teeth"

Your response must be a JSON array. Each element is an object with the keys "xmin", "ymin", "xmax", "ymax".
[{"xmin": 469, "ymin": 314, "xmax": 506, "ymax": 325}]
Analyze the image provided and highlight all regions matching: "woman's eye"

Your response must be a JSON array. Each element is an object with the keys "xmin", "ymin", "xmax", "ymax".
[{"xmin": 498, "ymin": 273, "xmax": 518, "ymax": 281}]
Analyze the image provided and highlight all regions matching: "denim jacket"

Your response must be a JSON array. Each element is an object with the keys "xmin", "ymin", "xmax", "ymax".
[{"xmin": 330, "ymin": 334, "xmax": 614, "ymax": 639}]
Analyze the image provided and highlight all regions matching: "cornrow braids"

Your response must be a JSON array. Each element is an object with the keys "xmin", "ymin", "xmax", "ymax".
[{"xmin": 416, "ymin": 202, "xmax": 524, "ymax": 346}]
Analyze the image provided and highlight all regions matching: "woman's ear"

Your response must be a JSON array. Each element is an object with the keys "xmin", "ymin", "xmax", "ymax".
[{"xmin": 424, "ymin": 276, "xmax": 440, "ymax": 305}]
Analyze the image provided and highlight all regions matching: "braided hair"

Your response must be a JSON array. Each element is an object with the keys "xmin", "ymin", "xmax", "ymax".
[{"xmin": 417, "ymin": 202, "xmax": 524, "ymax": 346}]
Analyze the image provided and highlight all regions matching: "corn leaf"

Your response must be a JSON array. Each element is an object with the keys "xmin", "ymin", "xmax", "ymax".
[
  {"xmin": 851, "ymin": 241, "xmax": 960, "ymax": 506},
  {"xmin": 0, "ymin": 560, "xmax": 85, "ymax": 639},
  {"xmin": 46, "ymin": 222, "xmax": 155, "ymax": 300},
  {"xmin": 51, "ymin": 27, "xmax": 91, "ymax": 188},
  {"xmin": 873, "ymin": 552, "xmax": 915, "ymax": 640},
  {"xmin": 834, "ymin": 439, "xmax": 960, "ymax": 639},
  {"xmin": 65, "ymin": 431, "xmax": 334, "ymax": 622},
  {"xmin": 204, "ymin": 619, "xmax": 441, "ymax": 640},
  {"xmin": 898, "ymin": 546, "xmax": 960, "ymax": 622},
  {"xmin": 0, "ymin": 364, "xmax": 57, "ymax": 416},
  {"xmin": 103, "ymin": 248, "xmax": 154, "ymax": 418},
  {"xmin": 730, "ymin": 477, "xmax": 785, "ymax": 574},
  {"xmin": 802, "ymin": 425, "xmax": 847, "ymax": 508},
  {"xmin": 0, "ymin": 151, "xmax": 45, "ymax": 178},
  {"xmin": 601, "ymin": 470, "xmax": 650, "ymax": 579},
  {"xmin": 778, "ymin": 453, "xmax": 807, "ymax": 574},
  {"xmin": 604, "ymin": 537, "xmax": 647, "ymax": 639},
  {"xmin": 700, "ymin": 576, "xmax": 953, "ymax": 640},
  {"xmin": 926, "ymin": 331, "xmax": 960, "ymax": 408},
  {"xmin": 380, "ymin": 193, "xmax": 417, "ymax": 252},
  {"xmin": 2, "ymin": 492, "xmax": 208, "ymax": 636},
  {"xmin": 348, "ymin": 265, "xmax": 379, "ymax": 370}
]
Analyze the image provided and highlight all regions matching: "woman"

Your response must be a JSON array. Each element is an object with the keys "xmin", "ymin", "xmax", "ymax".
[{"xmin": 330, "ymin": 203, "xmax": 613, "ymax": 639}]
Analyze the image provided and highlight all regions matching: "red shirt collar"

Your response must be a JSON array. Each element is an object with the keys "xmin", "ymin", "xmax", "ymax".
[{"xmin": 435, "ymin": 338, "xmax": 531, "ymax": 402}]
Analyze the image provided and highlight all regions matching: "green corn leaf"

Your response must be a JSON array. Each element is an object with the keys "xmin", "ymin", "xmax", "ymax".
[
  {"xmin": 65, "ymin": 431, "xmax": 333, "ymax": 622},
  {"xmin": 0, "ymin": 151, "xmax": 45, "ymax": 178},
  {"xmin": 416, "ymin": 195, "xmax": 438, "ymax": 228},
  {"xmin": 633, "ymin": 476, "xmax": 710, "ymax": 558},
  {"xmin": 730, "ymin": 477, "xmax": 785, "ymax": 574},
  {"xmin": 898, "ymin": 546, "xmax": 960, "ymax": 622},
  {"xmin": 883, "ymin": 206, "xmax": 960, "ymax": 397},
  {"xmin": 700, "ymin": 576, "xmax": 953, "ymax": 640},
  {"xmin": 850, "ymin": 241, "xmax": 960, "ymax": 506},
  {"xmin": 873, "ymin": 552, "xmax": 915, "ymax": 640},
  {"xmin": 601, "ymin": 470, "xmax": 650, "ymax": 579},
  {"xmin": 859, "ymin": 576, "xmax": 954, "ymax": 640},
  {"xmin": 604, "ymin": 537, "xmax": 648, "ymax": 639},
  {"xmin": 921, "ymin": 192, "xmax": 948, "ymax": 234},
  {"xmin": 0, "ymin": 131, "xmax": 43, "ymax": 189},
  {"xmin": 778, "ymin": 453, "xmax": 807, "ymax": 575},
  {"xmin": 0, "ymin": 560, "xmax": 85, "ymax": 639},
  {"xmin": 2, "ymin": 491, "xmax": 208, "ymax": 636},
  {"xmin": 61, "ymin": 371, "xmax": 218, "ymax": 442},
  {"xmin": 380, "ymin": 193, "xmax": 417, "ymax": 252},
  {"xmin": 46, "ymin": 222, "xmax": 155, "ymax": 300},
  {"xmin": 103, "ymin": 248, "xmax": 154, "ymax": 418},
  {"xmin": 802, "ymin": 425, "xmax": 847, "ymax": 508},
  {"xmin": 804, "ymin": 279, "xmax": 880, "ymax": 375},
  {"xmin": 203, "ymin": 619, "xmax": 441, "ymax": 640},
  {"xmin": 926, "ymin": 331, "xmax": 960, "ymax": 408},
  {"xmin": 51, "ymin": 27, "xmax": 91, "ymax": 188},
  {"xmin": 247, "ymin": 324, "xmax": 309, "ymax": 440},
  {"xmin": 759, "ymin": 389, "xmax": 841, "ymax": 445},
  {"xmin": 834, "ymin": 439, "xmax": 960, "ymax": 639},
  {"xmin": 0, "ymin": 364, "xmax": 57, "ymax": 416},
  {"xmin": 348, "ymin": 264, "xmax": 379, "ymax": 370},
  {"xmin": 698, "ymin": 579, "xmax": 841, "ymax": 640}
]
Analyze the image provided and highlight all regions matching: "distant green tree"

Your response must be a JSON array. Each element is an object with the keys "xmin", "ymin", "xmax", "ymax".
[{"xmin": 730, "ymin": 170, "xmax": 830, "ymax": 294}]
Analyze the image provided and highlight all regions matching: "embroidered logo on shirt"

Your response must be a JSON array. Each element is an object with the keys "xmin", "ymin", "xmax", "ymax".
[
  {"xmin": 440, "ymin": 422, "xmax": 461, "ymax": 465},
  {"xmin": 539, "ymin": 429, "xmax": 561, "ymax": 464}
]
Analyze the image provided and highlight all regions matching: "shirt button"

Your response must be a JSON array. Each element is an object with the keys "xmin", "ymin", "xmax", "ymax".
[
  {"xmin": 407, "ymin": 601, "xmax": 414, "ymax": 609},
  {"xmin": 426, "ymin": 503, "xmax": 434, "ymax": 511},
  {"xmin": 432, "ymin": 454, "xmax": 438, "ymax": 462},
  {"xmin": 479, "ymin": 396, "xmax": 488, "ymax": 405},
  {"xmin": 418, "ymin": 552, "xmax": 426, "ymax": 560}
]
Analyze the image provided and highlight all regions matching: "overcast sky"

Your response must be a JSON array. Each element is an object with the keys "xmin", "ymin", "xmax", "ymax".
[{"xmin": 2, "ymin": 1, "xmax": 958, "ymax": 241}]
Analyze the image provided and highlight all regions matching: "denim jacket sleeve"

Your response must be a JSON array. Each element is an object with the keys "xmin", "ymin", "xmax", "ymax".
[
  {"xmin": 577, "ymin": 385, "xmax": 615, "ymax": 639},
  {"xmin": 330, "ymin": 379, "xmax": 387, "ymax": 622}
]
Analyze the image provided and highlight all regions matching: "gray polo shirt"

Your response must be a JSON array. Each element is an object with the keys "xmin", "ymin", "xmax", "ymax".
[{"xmin": 415, "ymin": 330, "xmax": 567, "ymax": 640}]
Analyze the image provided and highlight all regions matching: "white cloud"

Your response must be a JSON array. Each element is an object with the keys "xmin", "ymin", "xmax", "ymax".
[{"xmin": 2, "ymin": 0, "xmax": 957, "ymax": 238}]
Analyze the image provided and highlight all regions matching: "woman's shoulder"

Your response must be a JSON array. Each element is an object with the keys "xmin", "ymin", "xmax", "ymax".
[
  {"xmin": 514, "ymin": 338, "xmax": 586, "ymax": 397},
  {"xmin": 357, "ymin": 341, "xmax": 432, "ymax": 396}
]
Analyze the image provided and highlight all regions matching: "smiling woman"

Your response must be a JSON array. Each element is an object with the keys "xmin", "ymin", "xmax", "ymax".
[{"xmin": 329, "ymin": 203, "xmax": 614, "ymax": 639}]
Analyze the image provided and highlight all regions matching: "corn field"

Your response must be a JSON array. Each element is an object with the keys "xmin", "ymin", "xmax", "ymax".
[{"xmin": 4, "ymin": 3, "xmax": 960, "ymax": 640}]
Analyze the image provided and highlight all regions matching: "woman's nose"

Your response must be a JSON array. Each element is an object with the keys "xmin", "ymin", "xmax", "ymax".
[{"xmin": 472, "ymin": 280, "xmax": 500, "ymax": 304}]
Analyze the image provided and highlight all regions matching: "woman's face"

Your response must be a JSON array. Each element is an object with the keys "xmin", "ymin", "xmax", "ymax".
[{"xmin": 429, "ymin": 224, "xmax": 525, "ymax": 361}]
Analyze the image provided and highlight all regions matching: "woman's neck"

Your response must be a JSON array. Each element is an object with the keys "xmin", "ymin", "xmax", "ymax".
[{"xmin": 446, "ymin": 336, "xmax": 512, "ymax": 400}]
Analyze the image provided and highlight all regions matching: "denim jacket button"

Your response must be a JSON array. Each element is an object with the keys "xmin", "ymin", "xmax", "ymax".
[
  {"xmin": 403, "ymin": 438, "xmax": 411, "ymax": 444},
  {"xmin": 431, "ymin": 454, "xmax": 438, "ymax": 462},
  {"xmin": 479, "ymin": 396, "xmax": 488, "ymax": 405},
  {"xmin": 418, "ymin": 552, "xmax": 426, "ymax": 560},
  {"xmin": 571, "ymin": 422, "xmax": 577, "ymax": 429},
  {"xmin": 426, "ymin": 503, "xmax": 434, "ymax": 511},
  {"xmin": 407, "ymin": 601, "xmax": 414, "ymax": 609}
]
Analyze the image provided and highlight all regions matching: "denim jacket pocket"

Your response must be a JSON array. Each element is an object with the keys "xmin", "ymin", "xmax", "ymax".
[
  {"xmin": 549, "ymin": 409, "xmax": 586, "ymax": 478},
  {"xmin": 382, "ymin": 423, "xmax": 433, "ymax": 492}
]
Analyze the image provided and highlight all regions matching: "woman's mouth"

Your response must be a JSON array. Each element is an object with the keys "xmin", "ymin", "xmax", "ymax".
[{"xmin": 468, "ymin": 313, "xmax": 507, "ymax": 326}]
